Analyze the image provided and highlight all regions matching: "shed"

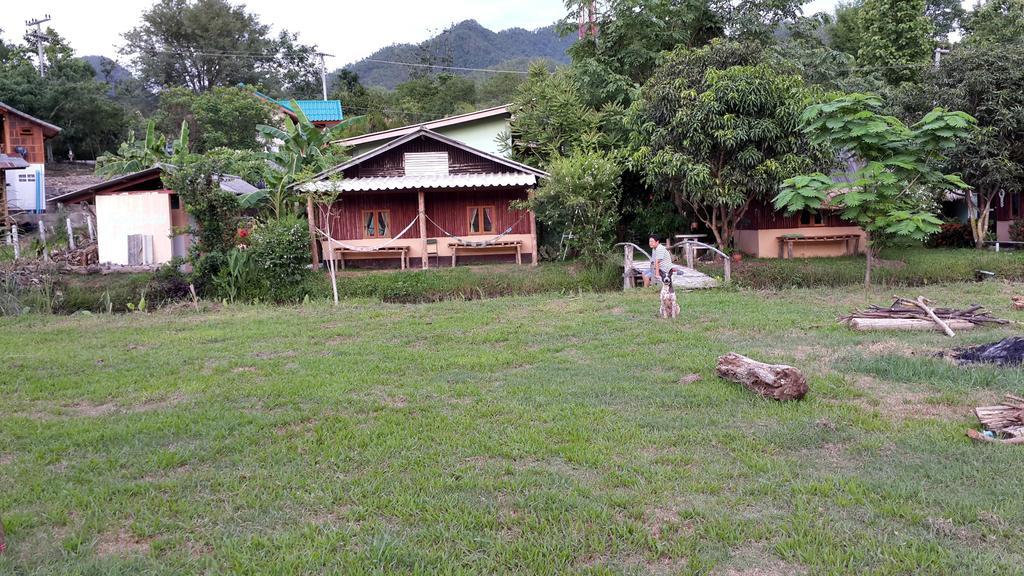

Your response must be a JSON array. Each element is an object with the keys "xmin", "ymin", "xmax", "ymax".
[
  {"xmin": 51, "ymin": 166, "xmax": 257, "ymax": 266},
  {"xmin": 1, "ymin": 101, "xmax": 62, "ymax": 215}
]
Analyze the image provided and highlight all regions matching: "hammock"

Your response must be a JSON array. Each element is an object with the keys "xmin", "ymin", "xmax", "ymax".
[
  {"xmin": 423, "ymin": 212, "xmax": 527, "ymax": 248},
  {"xmin": 322, "ymin": 213, "xmax": 421, "ymax": 253}
]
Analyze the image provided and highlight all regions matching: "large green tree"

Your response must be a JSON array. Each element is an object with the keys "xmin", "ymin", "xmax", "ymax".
[
  {"xmin": 0, "ymin": 27, "xmax": 131, "ymax": 160},
  {"xmin": 627, "ymin": 41, "xmax": 829, "ymax": 249},
  {"xmin": 962, "ymin": 0, "xmax": 1024, "ymax": 45},
  {"xmin": 155, "ymin": 86, "xmax": 274, "ymax": 152},
  {"xmin": 910, "ymin": 40, "xmax": 1024, "ymax": 247},
  {"xmin": 121, "ymin": 0, "xmax": 319, "ymax": 94},
  {"xmin": 774, "ymin": 94, "xmax": 974, "ymax": 286},
  {"xmin": 855, "ymin": 0, "xmax": 934, "ymax": 84}
]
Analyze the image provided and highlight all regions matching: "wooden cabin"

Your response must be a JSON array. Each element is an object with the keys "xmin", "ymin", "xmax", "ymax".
[
  {"xmin": 301, "ymin": 128, "xmax": 545, "ymax": 268},
  {"xmin": 735, "ymin": 199, "xmax": 866, "ymax": 258},
  {"xmin": 52, "ymin": 166, "xmax": 257, "ymax": 265},
  {"xmin": 0, "ymin": 101, "xmax": 61, "ymax": 215}
]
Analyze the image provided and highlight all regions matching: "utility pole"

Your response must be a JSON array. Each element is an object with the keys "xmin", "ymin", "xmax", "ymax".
[
  {"xmin": 26, "ymin": 15, "xmax": 52, "ymax": 77},
  {"xmin": 933, "ymin": 47, "xmax": 950, "ymax": 70},
  {"xmin": 317, "ymin": 52, "xmax": 334, "ymax": 101}
]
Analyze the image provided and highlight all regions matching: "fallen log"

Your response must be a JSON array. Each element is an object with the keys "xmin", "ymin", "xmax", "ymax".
[
  {"xmin": 716, "ymin": 353, "xmax": 808, "ymax": 401},
  {"xmin": 846, "ymin": 318, "xmax": 977, "ymax": 332}
]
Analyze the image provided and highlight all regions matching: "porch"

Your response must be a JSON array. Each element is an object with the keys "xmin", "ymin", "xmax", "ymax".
[{"xmin": 310, "ymin": 188, "xmax": 538, "ymax": 269}]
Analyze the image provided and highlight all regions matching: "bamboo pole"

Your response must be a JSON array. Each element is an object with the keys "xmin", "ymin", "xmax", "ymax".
[
  {"xmin": 912, "ymin": 296, "xmax": 955, "ymax": 337},
  {"xmin": 11, "ymin": 225, "xmax": 19, "ymax": 260}
]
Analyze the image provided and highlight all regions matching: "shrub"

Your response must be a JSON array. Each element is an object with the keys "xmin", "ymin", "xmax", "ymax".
[
  {"xmin": 1010, "ymin": 219, "xmax": 1024, "ymax": 242},
  {"xmin": 148, "ymin": 258, "xmax": 191, "ymax": 304},
  {"xmin": 927, "ymin": 222, "xmax": 974, "ymax": 248},
  {"xmin": 247, "ymin": 217, "xmax": 310, "ymax": 302}
]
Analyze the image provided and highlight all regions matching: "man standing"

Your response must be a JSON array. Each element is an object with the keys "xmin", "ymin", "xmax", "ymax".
[{"xmin": 643, "ymin": 234, "xmax": 674, "ymax": 287}]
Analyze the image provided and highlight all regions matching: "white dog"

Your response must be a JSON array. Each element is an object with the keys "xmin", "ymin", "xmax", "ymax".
[{"xmin": 659, "ymin": 269, "xmax": 680, "ymax": 319}]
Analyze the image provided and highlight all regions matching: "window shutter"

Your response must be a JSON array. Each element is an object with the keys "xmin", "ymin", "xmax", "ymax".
[{"xmin": 404, "ymin": 152, "xmax": 449, "ymax": 176}]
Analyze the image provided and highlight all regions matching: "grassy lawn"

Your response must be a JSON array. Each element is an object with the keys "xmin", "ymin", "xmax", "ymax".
[{"xmin": 2, "ymin": 281, "xmax": 1023, "ymax": 574}]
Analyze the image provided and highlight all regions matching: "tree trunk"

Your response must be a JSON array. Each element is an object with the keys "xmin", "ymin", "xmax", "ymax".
[{"xmin": 716, "ymin": 353, "xmax": 808, "ymax": 401}]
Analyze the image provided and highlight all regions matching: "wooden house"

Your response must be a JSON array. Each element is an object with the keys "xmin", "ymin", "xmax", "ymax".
[
  {"xmin": 301, "ymin": 127, "xmax": 545, "ymax": 269},
  {"xmin": 51, "ymin": 166, "xmax": 257, "ymax": 265},
  {"xmin": 735, "ymin": 199, "xmax": 866, "ymax": 258},
  {"xmin": 0, "ymin": 101, "xmax": 61, "ymax": 215}
]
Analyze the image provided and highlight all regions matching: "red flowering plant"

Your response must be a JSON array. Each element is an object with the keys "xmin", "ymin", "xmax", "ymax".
[{"xmin": 235, "ymin": 226, "xmax": 251, "ymax": 249}]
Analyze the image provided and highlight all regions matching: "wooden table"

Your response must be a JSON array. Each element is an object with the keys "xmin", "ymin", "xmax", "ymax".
[{"xmin": 448, "ymin": 240, "xmax": 523, "ymax": 266}]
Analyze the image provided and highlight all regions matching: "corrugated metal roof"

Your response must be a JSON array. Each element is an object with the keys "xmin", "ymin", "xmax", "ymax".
[
  {"xmin": 299, "ymin": 172, "xmax": 536, "ymax": 193},
  {"xmin": 0, "ymin": 154, "xmax": 30, "ymax": 170},
  {"xmin": 276, "ymin": 99, "xmax": 344, "ymax": 122}
]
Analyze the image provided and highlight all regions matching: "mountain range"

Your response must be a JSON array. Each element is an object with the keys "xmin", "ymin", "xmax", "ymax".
[{"xmin": 342, "ymin": 19, "xmax": 574, "ymax": 89}]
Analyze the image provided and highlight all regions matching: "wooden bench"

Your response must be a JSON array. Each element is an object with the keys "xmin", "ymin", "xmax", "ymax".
[
  {"xmin": 778, "ymin": 234, "xmax": 861, "ymax": 259},
  {"xmin": 448, "ymin": 240, "xmax": 523, "ymax": 266},
  {"xmin": 329, "ymin": 246, "xmax": 408, "ymax": 269}
]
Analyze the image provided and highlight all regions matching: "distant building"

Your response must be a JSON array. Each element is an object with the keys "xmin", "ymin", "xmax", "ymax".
[
  {"xmin": 0, "ymin": 102, "xmax": 62, "ymax": 215},
  {"xmin": 337, "ymin": 105, "xmax": 511, "ymax": 158},
  {"xmin": 251, "ymin": 91, "xmax": 345, "ymax": 129}
]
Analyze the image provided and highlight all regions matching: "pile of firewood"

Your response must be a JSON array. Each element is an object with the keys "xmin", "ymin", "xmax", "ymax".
[
  {"xmin": 50, "ymin": 242, "xmax": 98, "ymax": 266},
  {"xmin": 967, "ymin": 395, "xmax": 1024, "ymax": 445},
  {"xmin": 840, "ymin": 296, "xmax": 1008, "ymax": 336}
]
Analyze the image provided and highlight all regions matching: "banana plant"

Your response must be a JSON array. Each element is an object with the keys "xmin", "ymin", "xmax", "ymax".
[
  {"xmin": 95, "ymin": 120, "xmax": 191, "ymax": 177},
  {"xmin": 253, "ymin": 101, "xmax": 364, "ymax": 219}
]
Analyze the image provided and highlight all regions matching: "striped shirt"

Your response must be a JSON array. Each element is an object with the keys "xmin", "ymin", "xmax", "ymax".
[{"xmin": 651, "ymin": 244, "xmax": 673, "ymax": 275}]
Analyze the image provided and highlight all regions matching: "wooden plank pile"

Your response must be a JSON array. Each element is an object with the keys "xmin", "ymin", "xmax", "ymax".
[
  {"xmin": 967, "ymin": 395, "xmax": 1024, "ymax": 445},
  {"xmin": 840, "ymin": 296, "xmax": 1008, "ymax": 336}
]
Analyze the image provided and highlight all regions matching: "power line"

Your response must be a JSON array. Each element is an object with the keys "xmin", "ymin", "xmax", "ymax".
[{"xmin": 349, "ymin": 59, "xmax": 529, "ymax": 75}]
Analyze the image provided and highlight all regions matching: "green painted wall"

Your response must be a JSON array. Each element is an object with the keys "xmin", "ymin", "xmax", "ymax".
[{"xmin": 349, "ymin": 116, "xmax": 510, "ymax": 158}]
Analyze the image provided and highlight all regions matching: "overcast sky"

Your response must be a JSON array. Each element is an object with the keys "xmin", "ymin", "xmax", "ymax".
[{"xmin": 2, "ymin": 0, "xmax": 839, "ymax": 68}]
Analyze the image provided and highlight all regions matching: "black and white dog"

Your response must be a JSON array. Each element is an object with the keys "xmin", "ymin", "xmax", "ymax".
[{"xmin": 659, "ymin": 268, "xmax": 681, "ymax": 319}]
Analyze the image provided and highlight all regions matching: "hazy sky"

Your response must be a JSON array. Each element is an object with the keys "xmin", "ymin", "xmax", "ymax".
[{"xmin": 2, "ymin": 0, "xmax": 840, "ymax": 69}]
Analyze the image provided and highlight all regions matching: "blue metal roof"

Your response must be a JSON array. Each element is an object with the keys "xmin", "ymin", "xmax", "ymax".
[{"xmin": 275, "ymin": 99, "xmax": 344, "ymax": 122}]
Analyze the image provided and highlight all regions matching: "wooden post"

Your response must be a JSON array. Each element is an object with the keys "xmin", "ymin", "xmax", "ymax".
[
  {"xmin": 623, "ymin": 244, "xmax": 634, "ymax": 290},
  {"xmin": 305, "ymin": 196, "xmax": 319, "ymax": 271},
  {"xmin": 723, "ymin": 254, "xmax": 731, "ymax": 284},
  {"xmin": 86, "ymin": 215, "xmax": 95, "ymax": 242},
  {"xmin": 65, "ymin": 217, "xmax": 75, "ymax": 250},
  {"xmin": 418, "ymin": 190, "xmax": 428, "ymax": 269},
  {"xmin": 685, "ymin": 243, "xmax": 694, "ymax": 269},
  {"xmin": 528, "ymin": 190, "xmax": 539, "ymax": 267},
  {"xmin": 38, "ymin": 218, "xmax": 49, "ymax": 261},
  {"xmin": 11, "ymin": 225, "xmax": 19, "ymax": 260}
]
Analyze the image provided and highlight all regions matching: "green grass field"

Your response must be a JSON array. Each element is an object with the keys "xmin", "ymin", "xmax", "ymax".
[{"xmin": 2, "ymin": 281, "xmax": 1023, "ymax": 575}]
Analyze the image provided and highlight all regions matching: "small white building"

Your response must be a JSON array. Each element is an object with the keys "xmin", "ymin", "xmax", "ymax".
[{"xmin": 51, "ymin": 166, "xmax": 257, "ymax": 266}]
